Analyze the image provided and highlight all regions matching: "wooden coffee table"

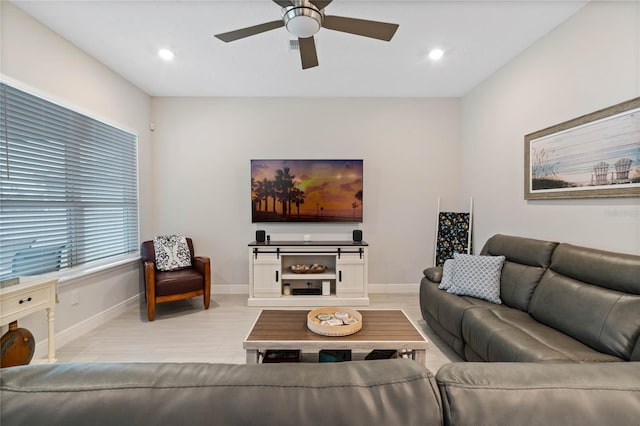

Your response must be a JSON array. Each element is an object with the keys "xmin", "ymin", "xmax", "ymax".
[{"xmin": 244, "ymin": 309, "xmax": 428, "ymax": 366}]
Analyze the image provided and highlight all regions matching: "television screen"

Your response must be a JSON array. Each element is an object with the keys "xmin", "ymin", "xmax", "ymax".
[{"xmin": 251, "ymin": 159, "xmax": 363, "ymax": 223}]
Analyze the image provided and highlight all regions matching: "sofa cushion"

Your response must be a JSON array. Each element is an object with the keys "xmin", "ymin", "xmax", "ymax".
[
  {"xmin": 529, "ymin": 241, "xmax": 640, "ymax": 361},
  {"xmin": 155, "ymin": 269, "xmax": 203, "ymax": 296},
  {"xmin": 480, "ymin": 234, "xmax": 558, "ymax": 268},
  {"xmin": 420, "ymin": 278, "xmax": 494, "ymax": 358},
  {"xmin": 447, "ymin": 253, "xmax": 505, "ymax": 304},
  {"xmin": 461, "ymin": 305, "xmax": 622, "ymax": 362},
  {"xmin": 550, "ymin": 243, "xmax": 640, "ymax": 295},
  {"xmin": 497, "ymin": 260, "xmax": 547, "ymax": 311},
  {"xmin": 0, "ymin": 360, "xmax": 443, "ymax": 426},
  {"xmin": 437, "ymin": 362, "xmax": 640, "ymax": 426},
  {"xmin": 422, "ymin": 308, "xmax": 466, "ymax": 359},
  {"xmin": 529, "ymin": 269, "xmax": 640, "ymax": 361},
  {"xmin": 480, "ymin": 234, "xmax": 558, "ymax": 310}
]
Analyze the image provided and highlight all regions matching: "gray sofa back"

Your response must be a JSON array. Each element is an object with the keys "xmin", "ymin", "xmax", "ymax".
[
  {"xmin": 480, "ymin": 234, "xmax": 558, "ymax": 311},
  {"xmin": 0, "ymin": 359, "xmax": 442, "ymax": 426},
  {"xmin": 4, "ymin": 359, "xmax": 640, "ymax": 426},
  {"xmin": 529, "ymin": 243, "xmax": 640, "ymax": 361},
  {"xmin": 437, "ymin": 362, "xmax": 640, "ymax": 426}
]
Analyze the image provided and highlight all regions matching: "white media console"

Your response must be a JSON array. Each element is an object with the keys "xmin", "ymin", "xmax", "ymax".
[{"xmin": 248, "ymin": 240, "xmax": 369, "ymax": 307}]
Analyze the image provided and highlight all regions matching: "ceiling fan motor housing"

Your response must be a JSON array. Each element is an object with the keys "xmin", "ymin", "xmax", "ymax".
[
  {"xmin": 214, "ymin": 0, "xmax": 399, "ymax": 70},
  {"xmin": 283, "ymin": 4, "xmax": 323, "ymax": 38}
]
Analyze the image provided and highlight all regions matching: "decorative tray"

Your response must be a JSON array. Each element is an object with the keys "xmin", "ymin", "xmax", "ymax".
[
  {"xmin": 290, "ymin": 264, "xmax": 326, "ymax": 274},
  {"xmin": 307, "ymin": 307, "xmax": 362, "ymax": 337}
]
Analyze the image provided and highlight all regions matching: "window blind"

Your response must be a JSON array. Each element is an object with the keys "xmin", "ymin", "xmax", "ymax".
[{"xmin": 0, "ymin": 83, "xmax": 138, "ymax": 281}]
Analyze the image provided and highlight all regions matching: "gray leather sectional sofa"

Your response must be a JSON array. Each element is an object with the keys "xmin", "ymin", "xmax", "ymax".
[
  {"xmin": 2, "ymin": 359, "xmax": 640, "ymax": 426},
  {"xmin": 421, "ymin": 234, "xmax": 640, "ymax": 362},
  {"xmin": 2, "ymin": 234, "xmax": 639, "ymax": 425}
]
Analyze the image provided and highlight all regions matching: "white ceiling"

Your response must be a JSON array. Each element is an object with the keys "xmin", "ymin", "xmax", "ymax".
[{"xmin": 12, "ymin": 0, "xmax": 587, "ymax": 97}]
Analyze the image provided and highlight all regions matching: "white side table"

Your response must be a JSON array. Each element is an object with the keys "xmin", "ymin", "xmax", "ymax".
[{"xmin": 1, "ymin": 277, "xmax": 58, "ymax": 363}]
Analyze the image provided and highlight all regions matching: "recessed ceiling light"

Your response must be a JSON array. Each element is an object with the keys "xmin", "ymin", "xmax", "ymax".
[
  {"xmin": 158, "ymin": 48, "xmax": 175, "ymax": 61},
  {"xmin": 428, "ymin": 48, "xmax": 444, "ymax": 61}
]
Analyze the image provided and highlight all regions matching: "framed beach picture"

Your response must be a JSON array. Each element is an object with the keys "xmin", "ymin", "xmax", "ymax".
[{"xmin": 524, "ymin": 97, "xmax": 640, "ymax": 200}]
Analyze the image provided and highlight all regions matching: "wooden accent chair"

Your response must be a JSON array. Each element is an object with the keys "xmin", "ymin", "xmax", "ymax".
[{"xmin": 140, "ymin": 238, "xmax": 211, "ymax": 321}]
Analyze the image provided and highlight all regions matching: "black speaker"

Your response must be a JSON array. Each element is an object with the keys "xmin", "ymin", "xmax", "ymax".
[
  {"xmin": 256, "ymin": 230, "xmax": 266, "ymax": 243},
  {"xmin": 352, "ymin": 230, "xmax": 363, "ymax": 242}
]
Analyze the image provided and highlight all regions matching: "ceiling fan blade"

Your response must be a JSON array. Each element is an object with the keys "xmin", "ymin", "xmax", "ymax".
[
  {"xmin": 215, "ymin": 20, "xmax": 284, "ymax": 43},
  {"xmin": 299, "ymin": 37, "xmax": 319, "ymax": 70},
  {"xmin": 323, "ymin": 15, "xmax": 399, "ymax": 41},
  {"xmin": 309, "ymin": 1, "xmax": 333, "ymax": 10},
  {"xmin": 272, "ymin": 0, "xmax": 294, "ymax": 7}
]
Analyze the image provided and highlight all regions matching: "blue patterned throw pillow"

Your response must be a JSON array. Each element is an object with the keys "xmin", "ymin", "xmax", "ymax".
[
  {"xmin": 438, "ymin": 259, "xmax": 455, "ymax": 290},
  {"xmin": 153, "ymin": 235, "xmax": 192, "ymax": 272},
  {"xmin": 446, "ymin": 253, "xmax": 505, "ymax": 304}
]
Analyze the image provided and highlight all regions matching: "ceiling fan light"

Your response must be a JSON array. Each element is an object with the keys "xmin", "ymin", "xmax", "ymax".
[
  {"xmin": 283, "ymin": 6, "xmax": 322, "ymax": 38},
  {"xmin": 428, "ymin": 48, "xmax": 444, "ymax": 61},
  {"xmin": 287, "ymin": 16, "xmax": 321, "ymax": 38},
  {"xmin": 158, "ymin": 48, "xmax": 175, "ymax": 61}
]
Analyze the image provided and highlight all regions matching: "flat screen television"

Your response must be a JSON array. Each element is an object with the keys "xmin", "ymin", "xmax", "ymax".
[{"xmin": 251, "ymin": 159, "xmax": 363, "ymax": 223}]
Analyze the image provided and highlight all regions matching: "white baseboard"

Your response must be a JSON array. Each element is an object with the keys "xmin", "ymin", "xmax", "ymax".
[
  {"xmin": 212, "ymin": 284, "xmax": 249, "ymax": 294},
  {"xmin": 368, "ymin": 283, "xmax": 420, "ymax": 293},
  {"xmin": 211, "ymin": 283, "xmax": 418, "ymax": 295},
  {"xmin": 33, "ymin": 293, "xmax": 141, "ymax": 360}
]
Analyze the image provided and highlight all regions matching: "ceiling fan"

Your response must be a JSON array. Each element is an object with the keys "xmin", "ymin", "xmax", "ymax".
[{"xmin": 214, "ymin": 0, "xmax": 399, "ymax": 70}]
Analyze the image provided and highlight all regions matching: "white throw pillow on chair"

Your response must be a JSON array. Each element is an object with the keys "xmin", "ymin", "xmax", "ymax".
[{"xmin": 153, "ymin": 235, "xmax": 192, "ymax": 272}]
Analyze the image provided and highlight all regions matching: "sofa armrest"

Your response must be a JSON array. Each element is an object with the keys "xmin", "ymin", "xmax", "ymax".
[
  {"xmin": 436, "ymin": 362, "xmax": 640, "ymax": 426},
  {"xmin": 423, "ymin": 266, "xmax": 443, "ymax": 283}
]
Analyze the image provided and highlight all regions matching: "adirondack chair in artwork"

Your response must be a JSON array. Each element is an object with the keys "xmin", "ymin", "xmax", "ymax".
[
  {"xmin": 592, "ymin": 161, "xmax": 610, "ymax": 185},
  {"xmin": 614, "ymin": 157, "xmax": 632, "ymax": 183}
]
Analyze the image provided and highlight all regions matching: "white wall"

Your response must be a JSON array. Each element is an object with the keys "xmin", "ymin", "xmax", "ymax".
[
  {"xmin": 460, "ymin": 1, "xmax": 640, "ymax": 254},
  {"xmin": 4, "ymin": 0, "xmax": 639, "ymax": 359},
  {"xmin": 150, "ymin": 97, "xmax": 461, "ymax": 290},
  {"xmin": 1, "ymin": 2, "xmax": 152, "ymax": 356}
]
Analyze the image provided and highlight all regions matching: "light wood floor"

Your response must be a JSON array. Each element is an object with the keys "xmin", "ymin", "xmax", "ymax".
[{"xmin": 55, "ymin": 293, "xmax": 462, "ymax": 373}]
